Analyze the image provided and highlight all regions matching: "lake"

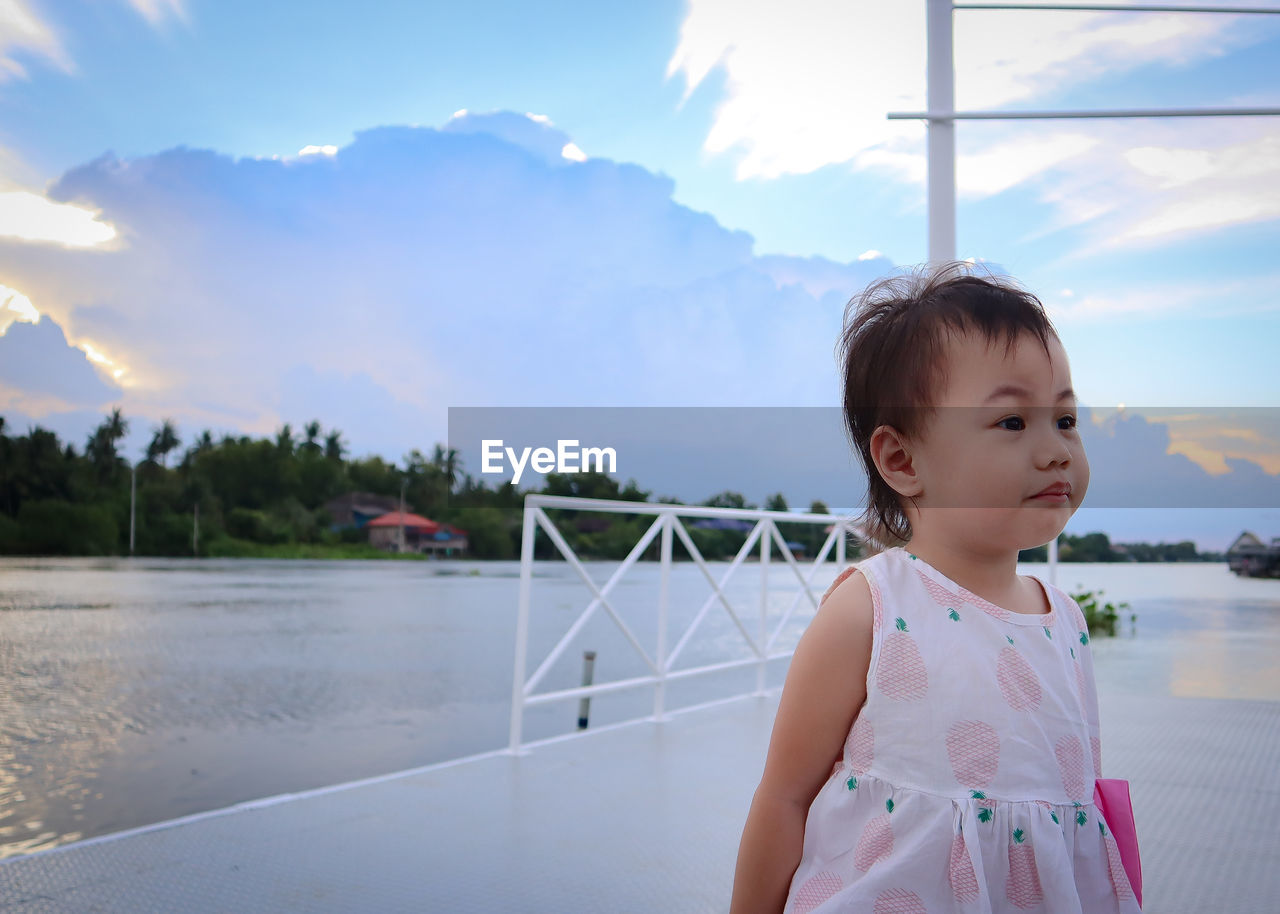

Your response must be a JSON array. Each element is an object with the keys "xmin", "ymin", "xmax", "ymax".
[{"xmin": 1, "ymin": 555, "xmax": 1277, "ymax": 860}]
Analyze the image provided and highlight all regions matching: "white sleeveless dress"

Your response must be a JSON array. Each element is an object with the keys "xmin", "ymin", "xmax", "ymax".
[{"xmin": 783, "ymin": 546, "xmax": 1140, "ymax": 913}]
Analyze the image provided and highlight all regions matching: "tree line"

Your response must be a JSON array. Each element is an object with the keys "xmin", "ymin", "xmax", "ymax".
[{"xmin": 0, "ymin": 410, "xmax": 1220, "ymax": 562}]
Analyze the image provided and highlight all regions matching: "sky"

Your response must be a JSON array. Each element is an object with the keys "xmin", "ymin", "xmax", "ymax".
[{"xmin": 0, "ymin": 0, "xmax": 1278, "ymax": 551}]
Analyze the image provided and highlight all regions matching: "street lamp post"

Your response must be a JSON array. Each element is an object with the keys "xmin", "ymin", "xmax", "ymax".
[{"xmin": 129, "ymin": 460, "xmax": 136, "ymax": 556}]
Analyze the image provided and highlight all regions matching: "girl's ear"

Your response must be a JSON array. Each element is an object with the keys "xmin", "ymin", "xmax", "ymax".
[{"xmin": 870, "ymin": 424, "xmax": 922, "ymax": 498}]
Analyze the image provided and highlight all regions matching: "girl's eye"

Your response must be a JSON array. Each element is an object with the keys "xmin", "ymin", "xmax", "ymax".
[{"xmin": 997, "ymin": 415, "xmax": 1078, "ymax": 431}]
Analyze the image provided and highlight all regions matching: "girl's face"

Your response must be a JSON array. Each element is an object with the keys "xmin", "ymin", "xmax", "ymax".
[{"xmin": 878, "ymin": 329, "xmax": 1090, "ymax": 554}]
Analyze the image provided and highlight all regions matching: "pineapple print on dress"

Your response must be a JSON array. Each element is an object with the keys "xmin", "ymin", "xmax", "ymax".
[
  {"xmin": 791, "ymin": 871, "xmax": 842, "ymax": 914},
  {"xmin": 948, "ymin": 830, "xmax": 980, "ymax": 903},
  {"xmin": 854, "ymin": 798, "xmax": 896, "ymax": 871},
  {"xmin": 873, "ymin": 887, "xmax": 929, "ymax": 913},
  {"xmin": 1006, "ymin": 828, "xmax": 1044, "ymax": 909},
  {"xmin": 946, "ymin": 720, "xmax": 1001, "ymax": 812},
  {"xmin": 997, "ymin": 644, "xmax": 1043, "ymax": 712},
  {"xmin": 843, "ymin": 714, "xmax": 875, "ymax": 790},
  {"xmin": 878, "ymin": 617, "xmax": 928, "ymax": 700},
  {"xmin": 1055, "ymin": 734, "xmax": 1088, "ymax": 802},
  {"xmin": 1100, "ymin": 819, "xmax": 1136, "ymax": 902}
]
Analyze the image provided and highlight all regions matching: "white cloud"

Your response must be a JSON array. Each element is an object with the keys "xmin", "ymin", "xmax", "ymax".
[
  {"xmin": 958, "ymin": 134, "xmax": 1101, "ymax": 198},
  {"xmin": 1018, "ymin": 126, "xmax": 1280, "ymax": 252},
  {"xmin": 0, "ymin": 143, "xmax": 41, "ymax": 190},
  {"xmin": 0, "ymin": 281, "xmax": 38, "ymax": 333},
  {"xmin": 857, "ymin": 249, "xmax": 881, "ymax": 261},
  {"xmin": 666, "ymin": 0, "xmax": 924, "ymax": 181},
  {"xmin": 0, "ymin": 191, "xmax": 118, "ymax": 247},
  {"xmin": 668, "ymin": 1, "xmax": 1254, "ymax": 182},
  {"xmin": 0, "ymin": 0, "xmax": 72, "ymax": 82},
  {"xmin": 126, "ymin": 0, "xmax": 187, "ymax": 27},
  {"xmin": 1043, "ymin": 273, "xmax": 1280, "ymax": 322},
  {"xmin": 560, "ymin": 142, "xmax": 587, "ymax": 162},
  {"xmin": 667, "ymin": 0, "xmax": 1278, "ymax": 243},
  {"xmin": 951, "ymin": 6, "xmax": 1240, "ymax": 111},
  {"xmin": 1117, "ymin": 135, "xmax": 1280, "ymax": 242},
  {"xmin": 1124, "ymin": 145, "xmax": 1218, "ymax": 188},
  {"xmin": 298, "ymin": 144, "xmax": 338, "ymax": 157},
  {"xmin": 0, "ymin": 115, "xmax": 884, "ymax": 459},
  {"xmin": 0, "ymin": 310, "xmax": 122, "ymax": 406}
]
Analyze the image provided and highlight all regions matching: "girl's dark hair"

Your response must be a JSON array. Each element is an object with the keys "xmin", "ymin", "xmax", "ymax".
[{"xmin": 837, "ymin": 261, "xmax": 1060, "ymax": 554}]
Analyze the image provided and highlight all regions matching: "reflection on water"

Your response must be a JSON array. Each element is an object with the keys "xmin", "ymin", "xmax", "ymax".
[
  {"xmin": 0, "ymin": 556, "xmax": 1276, "ymax": 859},
  {"xmin": 1092, "ymin": 606, "xmax": 1280, "ymax": 702}
]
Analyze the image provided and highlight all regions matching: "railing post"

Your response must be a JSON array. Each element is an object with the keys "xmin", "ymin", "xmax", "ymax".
[
  {"xmin": 926, "ymin": 0, "xmax": 957, "ymax": 264},
  {"xmin": 837, "ymin": 520, "xmax": 847, "ymax": 565},
  {"xmin": 757, "ymin": 519, "xmax": 771, "ymax": 695},
  {"xmin": 655, "ymin": 511, "xmax": 673, "ymax": 720},
  {"xmin": 509, "ymin": 497, "xmax": 537, "ymax": 754}
]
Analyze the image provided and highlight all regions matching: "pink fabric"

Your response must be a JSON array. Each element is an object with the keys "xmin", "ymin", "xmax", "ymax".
[{"xmin": 1094, "ymin": 778, "xmax": 1142, "ymax": 907}]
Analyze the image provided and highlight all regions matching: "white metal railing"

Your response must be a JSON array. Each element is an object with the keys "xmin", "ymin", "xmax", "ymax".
[
  {"xmin": 889, "ymin": 0, "xmax": 1280, "ymax": 263},
  {"xmin": 506, "ymin": 494, "xmax": 862, "ymax": 754}
]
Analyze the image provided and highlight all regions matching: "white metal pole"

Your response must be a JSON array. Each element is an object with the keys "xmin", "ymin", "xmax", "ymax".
[
  {"xmin": 927, "ymin": 0, "xmax": 957, "ymax": 264},
  {"xmin": 1049, "ymin": 534, "xmax": 1059, "ymax": 587},
  {"xmin": 757, "ymin": 519, "xmax": 771, "ymax": 695},
  {"xmin": 509, "ymin": 498, "xmax": 537, "ymax": 754},
  {"xmin": 655, "ymin": 511, "xmax": 672, "ymax": 720},
  {"xmin": 956, "ymin": 3, "xmax": 1280, "ymax": 13},
  {"xmin": 129, "ymin": 461, "xmax": 136, "ymax": 556}
]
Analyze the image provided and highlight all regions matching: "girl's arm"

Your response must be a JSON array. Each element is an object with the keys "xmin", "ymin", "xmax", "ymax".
[{"xmin": 729, "ymin": 569, "xmax": 875, "ymax": 914}]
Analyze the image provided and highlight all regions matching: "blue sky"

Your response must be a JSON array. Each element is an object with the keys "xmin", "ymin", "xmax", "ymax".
[{"xmin": 1, "ymin": 0, "xmax": 1278, "ymax": 550}]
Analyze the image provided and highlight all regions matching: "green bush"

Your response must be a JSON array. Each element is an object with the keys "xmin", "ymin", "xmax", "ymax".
[
  {"xmin": 0, "ymin": 512, "xmax": 21, "ymax": 553},
  {"xmin": 9, "ymin": 499, "xmax": 119, "ymax": 555},
  {"xmin": 226, "ymin": 506, "xmax": 291, "ymax": 544},
  {"xmin": 1070, "ymin": 588, "xmax": 1131, "ymax": 637},
  {"xmin": 451, "ymin": 508, "xmax": 514, "ymax": 559}
]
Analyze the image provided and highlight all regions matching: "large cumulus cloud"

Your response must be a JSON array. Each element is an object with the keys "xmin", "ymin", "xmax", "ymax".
[{"xmin": 0, "ymin": 113, "xmax": 888, "ymax": 461}]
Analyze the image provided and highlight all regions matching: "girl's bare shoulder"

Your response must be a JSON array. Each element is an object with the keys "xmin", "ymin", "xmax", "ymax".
[{"xmin": 759, "ymin": 569, "xmax": 875, "ymax": 807}]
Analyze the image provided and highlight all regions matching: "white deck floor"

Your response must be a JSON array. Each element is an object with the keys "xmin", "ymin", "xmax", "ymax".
[{"xmin": 1, "ymin": 686, "xmax": 1277, "ymax": 912}]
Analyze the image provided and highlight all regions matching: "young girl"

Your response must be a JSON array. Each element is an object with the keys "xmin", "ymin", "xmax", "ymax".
[{"xmin": 730, "ymin": 262, "xmax": 1139, "ymax": 913}]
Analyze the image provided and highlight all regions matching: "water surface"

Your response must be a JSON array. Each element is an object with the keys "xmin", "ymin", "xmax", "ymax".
[{"xmin": 1, "ymin": 556, "xmax": 1275, "ymax": 859}]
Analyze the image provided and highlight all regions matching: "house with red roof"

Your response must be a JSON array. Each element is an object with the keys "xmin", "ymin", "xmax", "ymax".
[{"xmin": 365, "ymin": 511, "xmax": 469, "ymax": 556}]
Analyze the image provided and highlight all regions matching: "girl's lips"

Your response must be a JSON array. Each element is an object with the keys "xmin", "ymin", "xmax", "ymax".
[{"xmin": 1029, "ymin": 493, "xmax": 1070, "ymax": 503}]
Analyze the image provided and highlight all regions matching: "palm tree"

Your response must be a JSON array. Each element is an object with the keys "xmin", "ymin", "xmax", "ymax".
[
  {"xmin": 431, "ymin": 444, "xmax": 461, "ymax": 494},
  {"xmin": 323, "ymin": 429, "xmax": 346, "ymax": 462},
  {"xmin": 275, "ymin": 423, "xmax": 295, "ymax": 456},
  {"xmin": 86, "ymin": 407, "xmax": 129, "ymax": 482},
  {"xmin": 105, "ymin": 406, "xmax": 127, "ymax": 444},
  {"xmin": 146, "ymin": 418, "xmax": 181, "ymax": 469},
  {"xmin": 303, "ymin": 420, "xmax": 322, "ymax": 453}
]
